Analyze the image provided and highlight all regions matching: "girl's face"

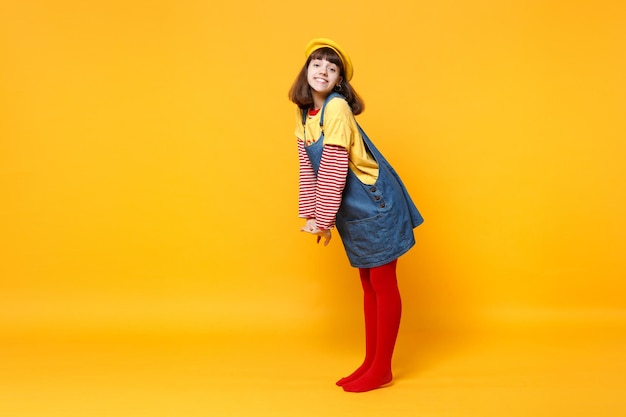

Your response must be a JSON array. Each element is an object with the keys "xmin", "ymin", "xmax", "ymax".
[{"xmin": 307, "ymin": 58, "xmax": 342, "ymax": 100}]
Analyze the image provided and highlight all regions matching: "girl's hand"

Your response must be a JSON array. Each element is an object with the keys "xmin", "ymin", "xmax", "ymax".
[
  {"xmin": 301, "ymin": 219, "xmax": 332, "ymax": 246},
  {"xmin": 313, "ymin": 229, "xmax": 332, "ymax": 246},
  {"xmin": 302, "ymin": 218, "xmax": 317, "ymax": 233}
]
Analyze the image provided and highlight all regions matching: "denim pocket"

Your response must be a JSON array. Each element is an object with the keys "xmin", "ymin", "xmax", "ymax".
[{"xmin": 344, "ymin": 213, "xmax": 392, "ymax": 258}]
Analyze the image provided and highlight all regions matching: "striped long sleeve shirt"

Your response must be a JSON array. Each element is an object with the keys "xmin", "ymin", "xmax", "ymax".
[{"xmin": 298, "ymin": 139, "xmax": 349, "ymax": 230}]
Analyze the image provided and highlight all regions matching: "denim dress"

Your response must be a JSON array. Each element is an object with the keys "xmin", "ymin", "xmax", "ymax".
[{"xmin": 302, "ymin": 93, "xmax": 424, "ymax": 268}]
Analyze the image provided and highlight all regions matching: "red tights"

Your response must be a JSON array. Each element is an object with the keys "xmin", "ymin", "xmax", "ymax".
[{"xmin": 338, "ymin": 259, "xmax": 402, "ymax": 392}]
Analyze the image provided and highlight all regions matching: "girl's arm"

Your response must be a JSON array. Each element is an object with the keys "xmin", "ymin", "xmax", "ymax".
[
  {"xmin": 314, "ymin": 144, "xmax": 349, "ymax": 230},
  {"xmin": 298, "ymin": 139, "xmax": 316, "ymax": 219}
]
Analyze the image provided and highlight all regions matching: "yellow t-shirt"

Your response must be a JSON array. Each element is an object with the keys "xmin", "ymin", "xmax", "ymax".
[{"xmin": 294, "ymin": 98, "xmax": 379, "ymax": 185}]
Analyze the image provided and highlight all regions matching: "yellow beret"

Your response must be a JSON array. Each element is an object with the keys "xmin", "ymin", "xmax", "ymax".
[{"xmin": 304, "ymin": 38, "xmax": 354, "ymax": 82}]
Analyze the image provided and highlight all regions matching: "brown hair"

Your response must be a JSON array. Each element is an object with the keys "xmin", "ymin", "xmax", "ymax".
[{"xmin": 288, "ymin": 47, "xmax": 365, "ymax": 115}]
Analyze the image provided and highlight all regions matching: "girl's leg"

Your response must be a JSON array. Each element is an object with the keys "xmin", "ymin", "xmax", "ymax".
[
  {"xmin": 336, "ymin": 267, "xmax": 377, "ymax": 386},
  {"xmin": 343, "ymin": 259, "xmax": 401, "ymax": 392}
]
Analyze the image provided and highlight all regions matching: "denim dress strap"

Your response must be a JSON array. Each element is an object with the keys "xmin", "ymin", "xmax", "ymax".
[{"xmin": 301, "ymin": 92, "xmax": 343, "ymax": 145}]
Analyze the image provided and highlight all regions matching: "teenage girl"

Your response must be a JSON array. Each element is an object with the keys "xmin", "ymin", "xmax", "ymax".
[{"xmin": 288, "ymin": 38, "xmax": 424, "ymax": 393}]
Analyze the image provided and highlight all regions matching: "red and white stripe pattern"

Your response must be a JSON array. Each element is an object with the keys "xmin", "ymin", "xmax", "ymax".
[
  {"xmin": 298, "ymin": 139, "xmax": 317, "ymax": 219},
  {"xmin": 298, "ymin": 140, "xmax": 349, "ymax": 230}
]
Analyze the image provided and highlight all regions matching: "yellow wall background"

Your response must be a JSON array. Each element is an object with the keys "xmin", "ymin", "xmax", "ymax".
[{"xmin": 2, "ymin": 0, "xmax": 625, "ymax": 338}]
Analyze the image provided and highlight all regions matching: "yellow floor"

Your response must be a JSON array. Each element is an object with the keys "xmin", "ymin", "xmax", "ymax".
[{"xmin": 2, "ymin": 316, "xmax": 625, "ymax": 417}]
